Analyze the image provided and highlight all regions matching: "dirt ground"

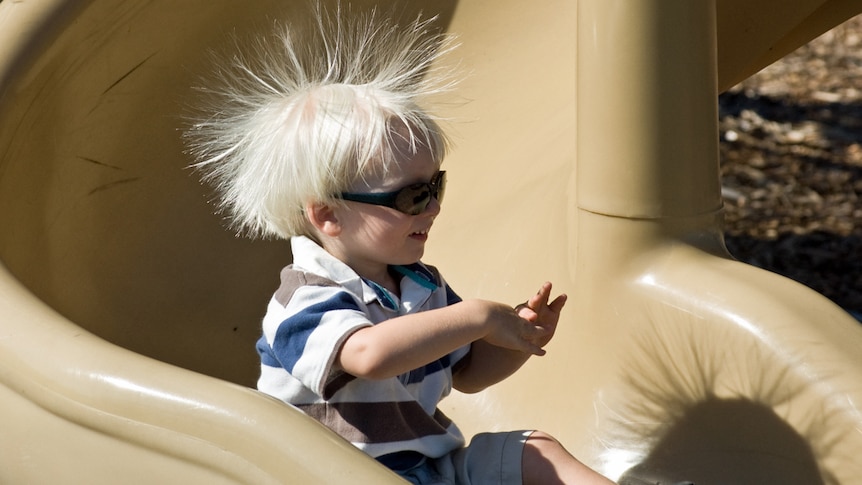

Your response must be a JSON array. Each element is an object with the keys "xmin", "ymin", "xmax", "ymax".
[{"xmin": 719, "ymin": 15, "xmax": 862, "ymax": 319}]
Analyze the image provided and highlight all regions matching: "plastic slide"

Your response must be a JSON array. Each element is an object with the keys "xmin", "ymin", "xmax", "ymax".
[{"xmin": 1, "ymin": 0, "xmax": 861, "ymax": 483}]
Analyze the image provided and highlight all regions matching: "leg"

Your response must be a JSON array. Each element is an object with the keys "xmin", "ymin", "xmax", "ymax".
[{"xmin": 522, "ymin": 431, "xmax": 615, "ymax": 485}]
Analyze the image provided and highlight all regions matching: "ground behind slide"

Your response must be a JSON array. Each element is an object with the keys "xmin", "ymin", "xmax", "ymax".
[{"xmin": 719, "ymin": 15, "xmax": 862, "ymax": 319}]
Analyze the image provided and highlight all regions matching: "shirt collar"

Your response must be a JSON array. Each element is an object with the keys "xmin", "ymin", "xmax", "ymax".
[
  {"xmin": 290, "ymin": 236, "xmax": 366, "ymax": 297},
  {"xmin": 290, "ymin": 236, "xmax": 439, "ymax": 313}
]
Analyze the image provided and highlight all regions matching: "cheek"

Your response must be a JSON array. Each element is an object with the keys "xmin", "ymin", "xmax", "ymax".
[
  {"xmin": 349, "ymin": 212, "xmax": 404, "ymax": 240},
  {"xmin": 362, "ymin": 207, "xmax": 411, "ymax": 230},
  {"xmin": 339, "ymin": 206, "xmax": 414, "ymax": 243},
  {"xmin": 371, "ymin": 218, "xmax": 412, "ymax": 240}
]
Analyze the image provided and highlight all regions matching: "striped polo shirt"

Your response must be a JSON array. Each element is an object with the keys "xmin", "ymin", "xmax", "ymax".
[{"xmin": 257, "ymin": 236, "xmax": 471, "ymax": 469}]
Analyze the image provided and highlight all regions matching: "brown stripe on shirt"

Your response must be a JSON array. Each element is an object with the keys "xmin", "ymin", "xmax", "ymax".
[
  {"xmin": 322, "ymin": 371, "xmax": 356, "ymax": 399},
  {"xmin": 274, "ymin": 267, "xmax": 339, "ymax": 306},
  {"xmin": 297, "ymin": 401, "xmax": 453, "ymax": 444}
]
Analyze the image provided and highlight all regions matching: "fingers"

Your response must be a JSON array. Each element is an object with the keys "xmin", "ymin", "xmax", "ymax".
[
  {"xmin": 515, "ymin": 304, "xmax": 539, "ymax": 322},
  {"xmin": 527, "ymin": 282, "xmax": 552, "ymax": 309},
  {"xmin": 548, "ymin": 293, "xmax": 567, "ymax": 313},
  {"xmin": 526, "ymin": 282, "xmax": 567, "ymax": 314},
  {"xmin": 529, "ymin": 345, "xmax": 547, "ymax": 357},
  {"xmin": 503, "ymin": 314, "xmax": 550, "ymax": 356},
  {"xmin": 521, "ymin": 324, "xmax": 549, "ymax": 356},
  {"xmin": 500, "ymin": 282, "xmax": 568, "ymax": 355}
]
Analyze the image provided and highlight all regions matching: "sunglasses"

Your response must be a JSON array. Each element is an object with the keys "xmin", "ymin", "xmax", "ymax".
[{"xmin": 340, "ymin": 171, "xmax": 446, "ymax": 215}]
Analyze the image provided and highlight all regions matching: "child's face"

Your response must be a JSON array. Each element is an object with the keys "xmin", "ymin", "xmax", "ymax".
[{"xmin": 331, "ymin": 142, "xmax": 442, "ymax": 283}]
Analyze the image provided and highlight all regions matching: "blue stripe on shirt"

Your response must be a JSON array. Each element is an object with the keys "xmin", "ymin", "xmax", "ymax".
[
  {"xmin": 401, "ymin": 354, "xmax": 452, "ymax": 386},
  {"xmin": 445, "ymin": 285, "xmax": 461, "ymax": 306},
  {"xmin": 264, "ymin": 291, "xmax": 362, "ymax": 373},
  {"xmin": 257, "ymin": 335, "xmax": 280, "ymax": 367}
]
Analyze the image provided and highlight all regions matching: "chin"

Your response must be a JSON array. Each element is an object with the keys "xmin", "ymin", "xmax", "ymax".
[{"xmin": 398, "ymin": 248, "xmax": 424, "ymax": 265}]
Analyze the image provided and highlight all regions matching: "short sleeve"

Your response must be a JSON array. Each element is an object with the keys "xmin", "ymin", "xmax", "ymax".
[{"xmin": 260, "ymin": 283, "xmax": 372, "ymax": 397}]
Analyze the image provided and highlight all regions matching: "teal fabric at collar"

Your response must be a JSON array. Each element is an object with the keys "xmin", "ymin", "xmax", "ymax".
[{"xmin": 392, "ymin": 264, "xmax": 438, "ymax": 291}]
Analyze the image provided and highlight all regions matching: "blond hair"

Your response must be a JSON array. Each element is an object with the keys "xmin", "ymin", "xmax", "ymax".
[{"xmin": 185, "ymin": 4, "xmax": 459, "ymax": 239}]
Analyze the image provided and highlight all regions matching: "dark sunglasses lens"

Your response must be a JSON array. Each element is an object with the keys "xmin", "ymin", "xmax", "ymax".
[
  {"xmin": 392, "ymin": 172, "xmax": 446, "ymax": 215},
  {"xmin": 434, "ymin": 172, "xmax": 446, "ymax": 204},
  {"xmin": 396, "ymin": 186, "xmax": 432, "ymax": 215}
]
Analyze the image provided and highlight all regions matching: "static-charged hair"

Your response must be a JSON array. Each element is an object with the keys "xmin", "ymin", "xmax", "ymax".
[{"xmin": 185, "ymin": 4, "xmax": 459, "ymax": 239}]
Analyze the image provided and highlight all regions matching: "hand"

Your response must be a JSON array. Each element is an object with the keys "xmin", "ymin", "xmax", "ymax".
[
  {"xmin": 515, "ymin": 282, "xmax": 567, "ymax": 349},
  {"xmin": 470, "ymin": 300, "xmax": 550, "ymax": 356}
]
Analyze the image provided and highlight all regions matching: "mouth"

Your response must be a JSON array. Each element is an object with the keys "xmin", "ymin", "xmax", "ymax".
[{"xmin": 410, "ymin": 228, "xmax": 430, "ymax": 238}]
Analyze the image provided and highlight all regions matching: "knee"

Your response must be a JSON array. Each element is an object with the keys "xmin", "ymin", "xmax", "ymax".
[
  {"xmin": 522, "ymin": 431, "xmax": 614, "ymax": 485},
  {"xmin": 525, "ymin": 430, "xmax": 564, "ymax": 453},
  {"xmin": 522, "ymin": 431, "xmax": 569, "ymax": 478}
]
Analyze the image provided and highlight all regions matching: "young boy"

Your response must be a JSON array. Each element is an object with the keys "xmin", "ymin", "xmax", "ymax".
[{"xmin": 187, "ymin": 6, "xmax": 612, "ymax": 485}]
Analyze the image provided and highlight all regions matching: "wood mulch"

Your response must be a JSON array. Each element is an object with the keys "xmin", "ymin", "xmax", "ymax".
[{"xmin": 719, "ymin": 15, "xmax": 862, "ymax": 318}]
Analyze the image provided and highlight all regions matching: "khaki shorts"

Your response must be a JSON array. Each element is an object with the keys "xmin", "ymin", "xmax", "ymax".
[{"xmin": 397, "ymin": 430, "xmax": 533, "ymax": 485}]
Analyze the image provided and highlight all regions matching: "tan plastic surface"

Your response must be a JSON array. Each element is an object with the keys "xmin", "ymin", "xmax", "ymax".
[{"xmin": 1, "ymin": 0, "xmax": 861, "ymax": 483}]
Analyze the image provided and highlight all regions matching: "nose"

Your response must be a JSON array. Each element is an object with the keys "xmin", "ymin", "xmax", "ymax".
[{"xmin": 424, "ymin": 195, "xmax": 442, "ymax": 216}]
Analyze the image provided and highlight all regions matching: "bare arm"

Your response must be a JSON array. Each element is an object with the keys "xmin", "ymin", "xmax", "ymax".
[
  {"xmin": 337, "ymin": 298, "xmax": 548, "ymax": 380},
  {"xmin": 453, "ymin": 282, "xmax": 567, "ymax": 393}
]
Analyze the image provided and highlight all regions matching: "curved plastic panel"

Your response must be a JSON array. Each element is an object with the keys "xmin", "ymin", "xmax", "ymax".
[
  {"xmin": 1, "ymin": 0, "xmax": 862, "ymax": 483},
  {"xmin": 717, "ymin": 0, "xmax": 862, "ymax": 91},
  {"xmin": 0, "ymin": 266, "xmax": 405, "ymax": 484}
]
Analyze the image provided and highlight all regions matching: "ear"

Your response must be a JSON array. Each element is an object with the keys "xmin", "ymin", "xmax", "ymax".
[{"xmin": 305, "ymin": 201, "xmax": 341, "ymax": 237}]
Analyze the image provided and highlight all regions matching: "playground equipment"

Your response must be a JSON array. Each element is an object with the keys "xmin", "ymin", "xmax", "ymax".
[{"xmin": 1, "ymin": 0, "xmax": 861, "ymax": 483}]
